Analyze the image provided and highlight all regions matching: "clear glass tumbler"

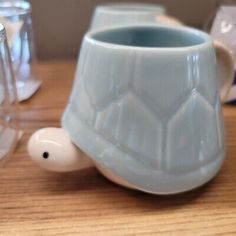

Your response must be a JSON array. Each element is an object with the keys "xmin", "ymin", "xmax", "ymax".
[
  {"xmin": 0, "ymin": 0, "xmax": 40, "ymax": 101},
  {"xmin": 0, "ymin": 23, "xmax": 19, "ymax": 166}
]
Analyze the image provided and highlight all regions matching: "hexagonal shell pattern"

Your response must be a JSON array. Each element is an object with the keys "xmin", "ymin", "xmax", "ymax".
[
  {"xmin": 95, "ymin": 94, "xmax": 162, "ymax": 169},
  {"xmin": 166, "ymin": 92, "xmax": 219, "ymax": 173}
]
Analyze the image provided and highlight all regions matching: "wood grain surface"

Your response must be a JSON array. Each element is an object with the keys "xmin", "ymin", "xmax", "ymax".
[{"xmin": 0, "ymin": 61, "xmax": 236, "ymax": 236}]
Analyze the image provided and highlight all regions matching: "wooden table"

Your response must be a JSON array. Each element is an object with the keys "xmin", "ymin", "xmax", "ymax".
[{"xmin": 1, "ymin": 61, "xmax": 236, "ymax": 236}]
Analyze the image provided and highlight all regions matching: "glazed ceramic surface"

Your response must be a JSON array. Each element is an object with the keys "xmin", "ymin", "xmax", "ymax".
[
  {"xmin": 90, "ymin": 3, "xmax": 167, "ymax": 30},
  {"xmin": 62, "ymin": 25, "xmax": 226, "ymax": 194}
]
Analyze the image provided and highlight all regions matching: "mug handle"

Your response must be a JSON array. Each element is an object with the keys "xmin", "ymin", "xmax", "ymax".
[
  {"xmin": 213, "ymin": 40, "xmax": 235, "ymax": 102},
  {"xmin": 156, "ymin": 15, "xmax": 183, "ymax": 26}
]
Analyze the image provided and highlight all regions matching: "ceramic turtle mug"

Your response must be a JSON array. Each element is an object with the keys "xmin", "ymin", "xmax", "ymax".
[
  {"xmin": 28, "ymin": 25, "xmax": 234, "ymax": 194},
  {"xmin": 90, "ymin": 3, "xmax": 182, "ymax": 30}
]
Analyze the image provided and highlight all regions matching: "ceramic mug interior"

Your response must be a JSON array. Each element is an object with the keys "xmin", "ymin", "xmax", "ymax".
[{"xmin": 90, "ymin": 26, "xmax": 208, "ymax": 48}]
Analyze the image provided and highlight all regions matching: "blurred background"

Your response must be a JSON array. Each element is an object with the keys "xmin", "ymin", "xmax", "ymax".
[{"xmin": 28, "ymin": 0, "xmax": 234, "ymax": 60}]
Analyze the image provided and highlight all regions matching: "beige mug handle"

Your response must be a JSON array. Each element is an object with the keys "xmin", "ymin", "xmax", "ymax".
[
  {"xmin": 156, "ymin": 15, "xmax": 183, "ymax": 26},
  {"xmin": 214, "ymin": 40, "xmax": 235, "ymax": 102},
  {"xmin": 155, "ymin": 16, "xmax": 234, "ymax": 102}
]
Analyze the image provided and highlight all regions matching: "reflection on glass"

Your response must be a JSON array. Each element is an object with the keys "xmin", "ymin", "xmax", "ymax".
[
  {"xmin": 0, "ymin": 23, "xmax": 19, "ymax": 165},
  {"xmin": 0, "ymin": 0, "xmax": 40, "ymax": 101}
]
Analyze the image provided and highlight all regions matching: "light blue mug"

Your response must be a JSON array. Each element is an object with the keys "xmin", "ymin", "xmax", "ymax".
[
  {"xmin": 28, "ymin": 25, "xmax": 234, "ymax": 194},
  {"xmin": 90, "ymin": 3, "xmax": 182, "ymax": 30}
]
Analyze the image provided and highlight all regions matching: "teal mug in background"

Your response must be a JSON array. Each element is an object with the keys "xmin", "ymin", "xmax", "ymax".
[
  {"xmin": 29, "ymin": 25, "xmax": 234, "ymax": 194},
  {"xmin": 90, "ymin": 3, "xmax": 183, "ymax": 30}
]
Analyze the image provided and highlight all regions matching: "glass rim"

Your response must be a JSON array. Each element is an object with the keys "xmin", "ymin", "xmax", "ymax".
[{"xmin": 0, "ymin": 1, "xmax": 31, "ymax": 16}]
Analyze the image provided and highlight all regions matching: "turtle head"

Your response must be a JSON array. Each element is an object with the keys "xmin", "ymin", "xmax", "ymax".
[{"xmin": 27, "ymin": 128, "xmax": 93, "ymax": 172}]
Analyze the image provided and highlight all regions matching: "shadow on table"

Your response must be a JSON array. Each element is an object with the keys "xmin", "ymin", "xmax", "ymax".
[
  {"xmin": 42, "ymin": 166, "xmax": 217, "ymax": 210},
  {"xmin": 42, "ymin": 167, "xmax": 101, "ymax": 192}
]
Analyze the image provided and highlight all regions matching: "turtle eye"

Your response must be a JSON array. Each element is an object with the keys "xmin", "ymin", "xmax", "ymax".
[{"xmin": 42, "ymin": 152, "xmax": 49, "ymax": 159}]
